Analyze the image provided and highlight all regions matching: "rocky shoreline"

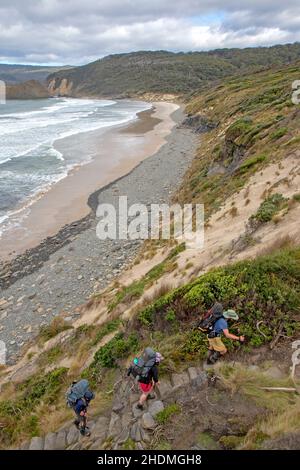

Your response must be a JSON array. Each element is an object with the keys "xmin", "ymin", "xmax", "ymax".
[{"xmin": 0, "ymin": 107, "xmax": 197, "ymax": 364}]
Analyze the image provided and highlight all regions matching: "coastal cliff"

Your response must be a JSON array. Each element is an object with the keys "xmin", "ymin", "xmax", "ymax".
[
  {"xmin": 47, "ymin": 77, "xmax": 74, "ymax": 97},
  {"xmin": 6, "ymin": 80, "xmax": 50, "ymax": 99}
]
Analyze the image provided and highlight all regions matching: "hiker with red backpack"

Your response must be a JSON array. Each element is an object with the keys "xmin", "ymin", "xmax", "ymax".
[
  {"xmin": 198, "ymin": 302, "xmax": 245, "ymax": 364},
  {"xmin": 66, "ymin": 379, "xmax": 95, "ymax": 436},
  {"xmin": 127, "ymin": 347, "xmax": 163, "ymax": 410}
]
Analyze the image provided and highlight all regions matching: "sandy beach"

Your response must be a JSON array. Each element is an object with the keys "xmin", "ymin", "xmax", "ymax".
[{"xmin": 0, "ymin": 101, "xmax": 178, "ymax": 260}]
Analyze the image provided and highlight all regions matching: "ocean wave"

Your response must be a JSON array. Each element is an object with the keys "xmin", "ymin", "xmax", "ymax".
[
  {"xmin": 48, "ymin": 146, "xmax": 64, "ymax": 161},
  {"xmin": 0, "ymin": 98, "xmax": 116, "ymax": 120},
  {"xmin": 0, "ymin": 167, "xmax": 71, "ymax": 237},
  {"xmin": 0, "ymin": 99, "xmax": 151, "ymax": 238}
]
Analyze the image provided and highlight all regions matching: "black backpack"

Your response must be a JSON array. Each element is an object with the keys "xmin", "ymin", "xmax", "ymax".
[
  {"xmin": 128, "ymin": 347, "xmax": 156, "ymax": 383},
  {"xmin": 197, "ymin": 302, "xmax": 224, "ymax": 334}
]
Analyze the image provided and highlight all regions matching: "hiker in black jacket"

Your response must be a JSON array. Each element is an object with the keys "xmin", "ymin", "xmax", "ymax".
[
  {"xmin": 127, "ymin": 350, "xmax": 163, "ymax": 411},
  {"xmin": 137, "ymin": 352, "xmax": 163, "ymax": 410}
]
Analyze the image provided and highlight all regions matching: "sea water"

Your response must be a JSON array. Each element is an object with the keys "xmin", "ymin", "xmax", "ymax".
[{"xmin": 0, "ymin": 97, "xmax": 151, "ymax": 236}]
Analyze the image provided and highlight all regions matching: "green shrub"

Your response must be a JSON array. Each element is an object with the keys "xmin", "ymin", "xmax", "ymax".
[
  {"xmin": 180, "ymin": 330, "xmax": 208, "ymax": 359},
  {"xmin": 27, "ymin": 415, "xmax": 40, "ymax": 437},
  {"xmin": 38, "ymin": 317, "xmax": 71, "ymax": 342},
  {"xmin": 122, "ymin": 438, "xmax": 136, "ymax": 450},
  {"xmin": 18, "ymin": 367, "xmax": 68, "ymax": 407},
  {"xmin": 239, "ymin": 154, "xmax": 267, "ymax": 173},
  {"xmin": 293, "ymin": 193, "xmax": 300, "ymax": 202},
  {"xmin": 156, "ymin": 404, "xmax": 181, "ymax": 424},
  {"xmin": 168, "ymin": 243, "xmax": 186, "ymax": 258},
  {"xmin": 250, "ymin": 193, "xmax": 287, "ymax": 225},
  {"xmin": 90, "ymin": 333, "xmax": 139, "ymax": 369},
  {"xmin": 38, "ymin": 345, "xmax": 63, "ymax": 366},
  {"xmin": 108, "ymin": 281, "xmax": 145, "ymax": 311},
  {"xmin": 139, "ymin": 304, "xmax": 156, "ymax": 326},
  {"xmin": 0, "ymin": 368, "xmax": 68, "ymax": 445},
  {"xmin": 226, "ymin": 118, "xmax": 253, "ymax": 142},
  {"xmin": 91, "ymin": 319, "xmax": 121, "ymax": 345},
  {"xmin": 197, "ymin": 432, "xmax": 221, "ymax": 450},
  {"xmin": 270, "ymin": 127, "xmax": 288, "ymax": 140},
  {"xmin": 183, "ymin": 271, "xmax": 240, "ymax": 308},
  {"xmin": 136, "ymin": 247, "xmax": 300, "ymax": 360},
  {"xmin": 219, "ymin": 435, "xmax": 244, "ymax": 449},
  {"xmin": 165, "ymin": 309, "xmax": 176, "ymax": 322}
]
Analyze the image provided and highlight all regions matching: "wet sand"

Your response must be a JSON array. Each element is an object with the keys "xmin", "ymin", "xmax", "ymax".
[{"xmin": 0, "ymin": 101, "xmax": 178, "ymax": 260}]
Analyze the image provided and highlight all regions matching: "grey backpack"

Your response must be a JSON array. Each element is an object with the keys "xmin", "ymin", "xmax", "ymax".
[{"xmin": 129, "ymin": 347, "xmax": 157, "ymax": 383}]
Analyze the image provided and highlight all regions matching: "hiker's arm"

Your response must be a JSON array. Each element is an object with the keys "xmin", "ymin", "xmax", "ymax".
[
  {"xmin": 223, "ymin": 329, "xmax": 244, "ymax": 341},
  {"xmin": 152, "ymin": 366, "xmax": 159, "ymax": 384}
]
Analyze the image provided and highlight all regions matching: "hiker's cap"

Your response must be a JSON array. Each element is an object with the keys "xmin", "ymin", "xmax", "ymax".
[
  {"xmin": 223, "ymin": 309, "xmax": 239, "ymax": 320},
  {"xmin": 155, "ymin": 352, "xmax": 164, "ymax": 363},
  {"xmin": 84, "ymin": 390, "xmax": 94, "ymax": 402}
]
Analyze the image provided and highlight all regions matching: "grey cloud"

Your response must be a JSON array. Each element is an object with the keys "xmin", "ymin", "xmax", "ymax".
[{"xmin": 0, "ymin": 1, "xmax": 300, "ymax": 64}]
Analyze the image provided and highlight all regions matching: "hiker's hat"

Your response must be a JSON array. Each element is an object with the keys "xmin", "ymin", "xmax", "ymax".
[
  {"xmin": 84, "ymin": 390, "xmax": 94, "ymax": 402},
  {"xmin": 223, "ymin": 309, "xmax": 239, "ymax": 320},
  {"xmin": 155, "ymin": 352, "xmax": 164, "ymax": 363}
]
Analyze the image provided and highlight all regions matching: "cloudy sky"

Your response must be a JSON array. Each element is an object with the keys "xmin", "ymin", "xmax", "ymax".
[{"xmin": 1, "ymin": 0, "xmax": 300, "ymax": 65}]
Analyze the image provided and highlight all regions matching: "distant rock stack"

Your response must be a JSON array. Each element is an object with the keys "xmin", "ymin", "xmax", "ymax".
[{"xmin": 6, "ymin": 80, "xmax": 50, "ymax": 99}]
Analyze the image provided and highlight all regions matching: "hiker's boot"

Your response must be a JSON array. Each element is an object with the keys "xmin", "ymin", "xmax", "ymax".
[
  {"xmin": 206, "ymin": 350, "xmax": 214, "ymax": 364},
  {"xmin": 136, "ymin": 403, "xmax": 144, "ymax": 411},
  {"xmin": 80, "ymin": 428, "xmax": 91, "ymax": 437},
  {"xmin": 210, "ymin": 351, "xmax": 221, "ymax": 364}
]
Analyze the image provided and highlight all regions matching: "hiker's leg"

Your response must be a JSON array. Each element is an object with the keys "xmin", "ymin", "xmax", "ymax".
[
  {"xmin": 214, "ymin": 337, "xmax": 227, "ymax": 355},
  {"xmin": 79, "ymin": 413, "xmax": 91, "ymax": 436},
  {"xmin": 210, "ymin": 351, "xmax": 221, "ymax": 364},
  {"xmin": 79, "ymin": 412, "xmax": 87, "ymax": 431},
  {"xmin": 138, "ymin": 383, "xmax": 153, "ymax": 406},
  {"xmin": 207, "ymin": 337, "xmax": 227, "ymax": 363},
  {"xmin": 206, "ymin": 349, "xmax": 214, "ymax": 364},
  {"xmin": 74, "ymin": 417, "xmax": 80, "ymax": 429},
  {"xmin": 139, "ymin": 392, "xmax": 148, "ymax": 406},
  {"xmin": 207, "ymin": 338, "xmax": 217, "ymax": 363},
  {"xmin": 146, "ymin": 392, "xmax": 156, "ymax": 400},
  {"xmin": 74, "ymin": 411, "xmax": 81, "ymax": 429}
]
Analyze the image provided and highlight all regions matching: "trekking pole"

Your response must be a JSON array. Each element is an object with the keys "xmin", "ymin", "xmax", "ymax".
[{"xmin": 232, "ymin": 337, "xmax": 245, "ymax": 367}]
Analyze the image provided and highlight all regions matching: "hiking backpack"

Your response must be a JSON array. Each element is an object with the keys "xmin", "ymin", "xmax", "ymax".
[
  {"xmin": 197, "ymin": 302, "xmax": 224, "ymax": 334},
  {"xmin": 66, "ymin": 379, "xmax": 95, "ymax": 408},
  {"xmin": 128, "ymin": 347, "xmax": 157, "ymax": 383}
]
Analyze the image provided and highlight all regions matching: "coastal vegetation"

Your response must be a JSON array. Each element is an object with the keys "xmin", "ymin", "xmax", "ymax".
[
  {"xmin": 47, "ymin": 43, "xmax": 300, "ymax": 97},
  {"xmin": 1, "ymin": 244, "xmax": 299, "ymax": 447},
  {"xmin": 176, "ymin": 61, "xmax": 300, "ymax": 218}
]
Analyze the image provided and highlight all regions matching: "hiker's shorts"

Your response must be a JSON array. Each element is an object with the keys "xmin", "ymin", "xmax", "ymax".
[
  {"xmin": 208, "ymin": 336, "xmax": 227, "ymax": 354},
  {"xmin": 139, "ymin": 382, "xmax": 153, "ymax": 393}
]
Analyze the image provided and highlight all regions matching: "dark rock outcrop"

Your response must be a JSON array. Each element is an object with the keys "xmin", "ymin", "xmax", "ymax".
[{"xmin": 182, "ymin": 114, "xmax": 219, "ymax": 133}]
